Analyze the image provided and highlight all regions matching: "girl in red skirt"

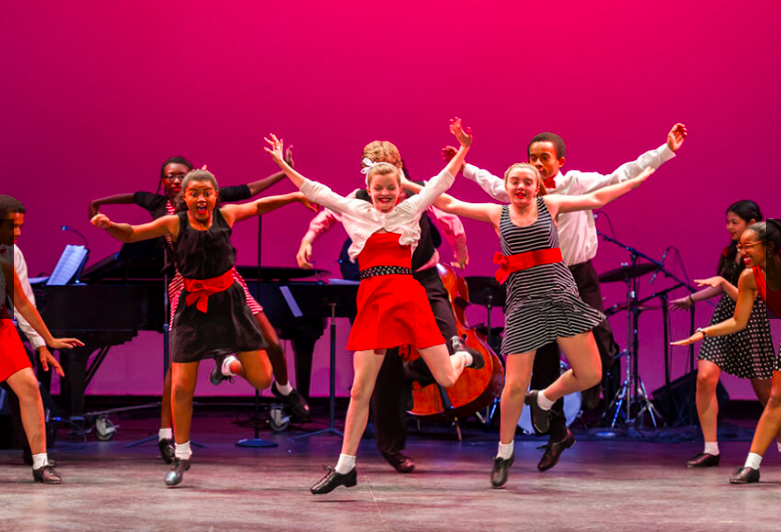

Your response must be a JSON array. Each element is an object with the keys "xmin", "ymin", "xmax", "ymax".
[
  {"xmin": 1, "ymin": 205, "xmax": 83, "ymax": 484},
  {"xmin": 674, "ymin": 220, "xmax": 781, "ymax": 484},
  {"xmin": 264, "ymin": 118, "xmax": 483, "ymax": 494}
]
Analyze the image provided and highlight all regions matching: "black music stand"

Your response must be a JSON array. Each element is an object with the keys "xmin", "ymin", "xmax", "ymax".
[
  {"xmin": 288, "ymin": 281, "xmax": 359, "ymax": 441},
  {"xmin": 237, "ymin": 215, "xmax": 278, "ymax": 448}
]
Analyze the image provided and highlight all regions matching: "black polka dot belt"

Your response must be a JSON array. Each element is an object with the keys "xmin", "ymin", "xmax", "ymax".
[{"xmin": 359, "ymin": 266, "xmax": 413, "ymax": 279}]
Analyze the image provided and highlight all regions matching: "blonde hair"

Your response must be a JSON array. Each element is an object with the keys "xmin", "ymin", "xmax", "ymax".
[
  {"xmin": 362, "ymin": 140, "xmax": 402, "ymax": 186},
  {"xmin": 504, "ymin": 163, "xmax": 547, "ymax": 196}
]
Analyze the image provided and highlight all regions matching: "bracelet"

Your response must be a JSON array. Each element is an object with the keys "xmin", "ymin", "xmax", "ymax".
[
  {"xmin": 688, "ymin": 294, "xmax": 695, "ymax": 304},
  {"xmin": 696, "ymin": 327, "xmax": 708, "ymax": 337}
]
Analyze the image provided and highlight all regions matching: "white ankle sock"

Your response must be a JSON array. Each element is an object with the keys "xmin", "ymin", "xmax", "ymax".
[
  {"xmin": 32, "ymin": 453, "xmax": 48, "ymax": 470},
  {"xmin": 159, "ymin": 428, "xmax": 173, "ymax": 442},
  {"xmin": 744, "ymin": 452, "xmax": 762, "ymax": 470},
  {"xmin": 335, "ymin": 453, "xmax": 356, "ymax": 474},
  {"xmin": 537, "ymin": 390, "xmax": 555, "ymax": 410},
  {"xmin": 275, "ymin": 381, "xmax": 293, "ymax": 396},
  {"xmin": 496, "ymin": 441, "xmax": 514, "ymax": 460},
  {"xmin": 175, "ymin": 441, "xmax": 192, "ymax": 460},
  {"xmin": 703, "ymin": 442, "xmax": 719, "ymax": 456},
  {"xmin": 222, "ymin": 355, "xmax": 239, "ymax": 376}
]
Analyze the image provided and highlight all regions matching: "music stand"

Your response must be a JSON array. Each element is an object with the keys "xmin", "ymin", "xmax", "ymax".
[{"xmin": 288, "ymin": 281, "xmax": 359, "ymax": 441}]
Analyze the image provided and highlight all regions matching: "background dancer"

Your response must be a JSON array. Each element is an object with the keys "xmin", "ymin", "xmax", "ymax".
[
  {"xmin": 669, "ymin": 201, "xmax": 777, "ymax": 469},
  {"xmin": 91, "ymin": 169, "xmax": 313, "ymax": 486},
  {"xmin": 673, "ymin": 220, "xmax": 781, "ymax": 484}
]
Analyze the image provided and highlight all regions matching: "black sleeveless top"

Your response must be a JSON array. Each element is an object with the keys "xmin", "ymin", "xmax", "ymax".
[{"xmin": 173, "ymin": 209, "xmax": 236, "ymax": 279}]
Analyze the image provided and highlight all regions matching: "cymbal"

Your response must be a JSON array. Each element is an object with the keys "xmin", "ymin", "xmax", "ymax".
[
  {"xmin": 465, "ymin": 276, "xmax": 506, "ymax": 308},
  {"xmin": 604, "ymin": 301, "xmax": 660, "ymax": 317},
  {"xmin": 598, "ymin": 263, "xmax": 657, "ymax": 284}
]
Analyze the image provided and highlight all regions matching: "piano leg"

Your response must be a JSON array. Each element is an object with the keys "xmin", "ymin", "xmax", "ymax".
[{"xmin": 58, "ymin": 347, "xmax": 91, "ymax": 422}]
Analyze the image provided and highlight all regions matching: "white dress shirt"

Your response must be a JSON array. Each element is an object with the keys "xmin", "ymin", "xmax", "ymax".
[
  {"xmin": 463, "ymin": 144, "xmax": 675, "ymax": 266},
  {"xmin": 299, "ymin": 168, "xmax": 455, "ymax": 262},
  {"xmin": 11, "ymin": 246, "xmax": 47, "ymax": 349}
]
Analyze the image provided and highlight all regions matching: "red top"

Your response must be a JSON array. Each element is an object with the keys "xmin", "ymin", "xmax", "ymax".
[
  {"xmin": 357, "ymin": 232, "xmax": 412, "ymax": 271},
  {"xmin": 753, "ymin": 266, "xmax": 781, "ymax": 317}
]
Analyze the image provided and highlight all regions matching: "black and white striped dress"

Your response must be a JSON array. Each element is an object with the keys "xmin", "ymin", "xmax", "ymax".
[{"xmin": 501, "ymin": 199, "xmax": 605, "ymax": 356}]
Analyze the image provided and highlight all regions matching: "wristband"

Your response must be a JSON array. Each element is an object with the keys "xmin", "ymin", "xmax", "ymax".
[
  {"xmin": 688, "ymin": 294, "xmax": 695, "ymax": 304},
  {"xmin": 696, "ymin": 327, "xmax": 708, "ymax": 337}
]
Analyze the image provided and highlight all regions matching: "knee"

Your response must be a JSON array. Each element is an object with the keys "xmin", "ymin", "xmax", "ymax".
[
  {"xmin": 502, "ymin": 380, "xmax": 527, "ymax": 399},
  {"xmin": 172, "ymin": 382, "xmax": 195, "ymax": 403},
  {"xmin": 349, "ymin": 382, "xmax": 373, "ymax": 404},
  {"xmin": 767, "ymin": 392, "xmax": 781, "ymax": 410},
  {"xmin": 266, "ymin": 342, "xmax": 284, "ymax": 359},
  {"xmin": 697, "ymin": 372, "xmax": 718, "ymax": 393},
  {"xmin": 14, "ymin": 372, "xmax": 40, "ymax": 403}
]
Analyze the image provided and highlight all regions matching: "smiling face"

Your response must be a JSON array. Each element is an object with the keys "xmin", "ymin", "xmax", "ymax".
[
  {"xmin": 161, "ymin": 162, "xmax": 191, "ymax": 199},
  {"xmin": 726, "ymin": 211, "xmax": 755, "ymax": 241},
  {"xmin": 367, "ymin": 170, "xmax": 402, "ymax": 213},
  {"xmin": 183, "ymin": 179, "xmax": 218, "ymax": 223},
  {"xmin": 738, "ymin": 228, "xmax": 766, "ymax": 268},
  {"xmin": 504, "ymin": 165, "xmax": 540, "ymax": 208},
  {"xmin": 528, "ymin": 141, "xmax": 565, "ymax": 182}
]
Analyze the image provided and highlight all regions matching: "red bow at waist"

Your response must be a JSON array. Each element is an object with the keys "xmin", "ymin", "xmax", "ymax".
[
  {"xmin": 183, "ymin": 269, "xmax": 234, "ymax": 313},
  {"xmin": 493, "ymin": 248, "xmax": 563, "ymax": 284}
]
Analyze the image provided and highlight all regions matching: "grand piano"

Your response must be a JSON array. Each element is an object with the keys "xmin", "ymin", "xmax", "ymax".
[{"xmin": 39, "ymin": 240, "xmax": 344, "ymax": 421}]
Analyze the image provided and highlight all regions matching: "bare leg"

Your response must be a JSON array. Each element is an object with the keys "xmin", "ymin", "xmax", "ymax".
[
  {"xmin": 171, "ymin": 361, "xmax": 200, "ymax": 447},
  {"xmin": 750, "ymin": 374, "xmax": 781, "ymax": 445},
  {"xmin": 341, "ymin": 350, "xmax": 386, "ymax": 456},
  {"xmin": 695, "ymin": 360, "xmax": 722, "ymax": 444},
  {"xmin": 6, "ymin": 368, "xmax": 46, "ymax": 455},
  {"xmin": 255, "ymin": 311, "xmax": 289, "ymax": 385},
  {"xmin": 748, "ymin": 371, "xmax": 781, "ymax": 456},
  {"xmin": 499, "ymin": 353, "xmax": 536, "ymax": 444},
  {"xmin": 417, "ymin": 343, "xmax": 466, "ymax": 388},
  {"xmin": 543, "ymin": 332, "xmax": 602, "ymax": 401},
  {"xmin": 235, "ymin": 350, "xmax": 273, "ymax": 390}
]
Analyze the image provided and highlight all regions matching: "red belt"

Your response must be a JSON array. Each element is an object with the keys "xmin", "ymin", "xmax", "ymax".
[
  {"xmin": 493, "ymin": 248, "xmax": 563, "ymax": 284},
  {"xmin": 184, "ymin": 270, "xmax": 234, "ymax": 313}
]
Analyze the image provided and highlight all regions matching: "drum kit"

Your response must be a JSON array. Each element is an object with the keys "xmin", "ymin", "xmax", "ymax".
[{"xmin": 464, "ymin": 230, "xmax": 701, "ymax": 431}]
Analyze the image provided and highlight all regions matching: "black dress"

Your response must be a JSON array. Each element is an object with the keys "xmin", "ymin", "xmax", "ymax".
[{"xmin": 170, "ymin": 208, "xmax": 266, "ymax": 363}]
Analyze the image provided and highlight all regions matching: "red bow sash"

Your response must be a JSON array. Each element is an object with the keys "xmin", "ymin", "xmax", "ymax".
[
  {"xmin": 493, "ymin": 248, "xmax": 564, "ymax": 284},
  {"xmin": 183, "ymin": 269, "xmax": 234, "ymax": 313}
]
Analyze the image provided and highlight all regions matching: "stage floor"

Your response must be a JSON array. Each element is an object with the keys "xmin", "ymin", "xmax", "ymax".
[{"xmin": 1, "ymin": 415, "xmax": 778, "ymax": 532}]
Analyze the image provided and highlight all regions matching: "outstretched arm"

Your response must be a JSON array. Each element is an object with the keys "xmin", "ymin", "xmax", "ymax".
[
  {"xmin": 221, "ymin": 192, "xmax": 317, "ymax": 225},
  {"xmin": 671, "ymin": 269, "xmax": 756, "ymax": 345},
  {"xmin": 88, "ymin": 193, "xmax": 135, "ymax": 218},
  {"xmin": 546, "ymin": 166, "xmax": 654, "ymax": 218},
  {"xmin": 2, "ymin": 260, "xmax": 83, "ymax": 364},
  {"xmin": 90, "ymin": 213, "xmax": 179, "ymax": 243}
]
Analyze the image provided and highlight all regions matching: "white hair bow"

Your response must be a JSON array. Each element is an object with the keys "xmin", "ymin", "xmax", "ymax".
[{"xmin": 360, "ymin": 158, "xmax": 397, "ymax": 186}]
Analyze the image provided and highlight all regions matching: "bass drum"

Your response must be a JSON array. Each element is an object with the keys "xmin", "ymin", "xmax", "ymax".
[{"xmin": 518, "ymin": 361, "xmax": 581, "ymax": 434}]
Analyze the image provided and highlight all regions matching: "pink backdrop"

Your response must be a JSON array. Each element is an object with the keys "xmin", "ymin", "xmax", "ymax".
[{"xmin": 2, "ymin": 1, "xmax": 779, "ymax": 400}]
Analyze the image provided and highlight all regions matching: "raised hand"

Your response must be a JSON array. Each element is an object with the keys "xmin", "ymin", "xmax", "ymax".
[
  {"xmin": 666, "ymin": 123, "xmax": 688, "ymax": 152},
  {"xmin": 91, "ymin": 213, "xmax": 112, "ymax": 229},
  {"xmin": 694, "ymin": 276, "xmax": 725, "ymax": 289},
  {"xmin": 284, "ymin": 146, "xmax": 295, "ymax": 168},
  {"xmin": 263, "ymin": 134, "xmax": 286, "ymax": 167},
  {"xmin": 450, "ymin": 117, "xmax": 473, "ymax": 148},
  {"xmin": 441, "ymin": 145, "xmax": 458, "ymax": 162}
]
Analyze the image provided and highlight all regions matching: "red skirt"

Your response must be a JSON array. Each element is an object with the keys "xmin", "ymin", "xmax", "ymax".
[
  {"xmin": 0, "ymin": 307, "xmax": 33, "ymax": 382},
  {"xmin": 346, "ymin": 233, "xmax": 445, "ymax": 351}
]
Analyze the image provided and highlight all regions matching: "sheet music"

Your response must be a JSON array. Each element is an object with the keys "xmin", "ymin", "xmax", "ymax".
[{"xmin": 47, "ymin": 245, "xmax": 88, "ymax": 286}]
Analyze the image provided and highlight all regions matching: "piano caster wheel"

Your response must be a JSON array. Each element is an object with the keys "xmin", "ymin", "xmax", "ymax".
[
  {"xmin": 268, "ymin": 405, "xmax": 290, "ymax": 433},
  {"xmin": 95, "ymin": 416, "xmax": 117, "ymax": 441}
]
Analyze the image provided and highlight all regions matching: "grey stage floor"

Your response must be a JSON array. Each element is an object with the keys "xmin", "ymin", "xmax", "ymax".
[{"xmin": 1, "ymin": 417, "xmax": 780, "ymax": 532}]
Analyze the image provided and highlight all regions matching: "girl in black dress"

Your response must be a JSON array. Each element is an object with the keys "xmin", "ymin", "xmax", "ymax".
[
  {"xmin": 88, "ymin": 153, "xmax": 311, "ymax": 463},
  {"xmin": 91, "ymin": 169, "xmax": 314, "ymax": 486}
]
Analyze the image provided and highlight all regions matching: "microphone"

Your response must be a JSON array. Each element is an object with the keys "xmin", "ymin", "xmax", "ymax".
[
  {"xmin": 61, "ymin": 225, "xmax": 90, "ymax": 250},
  {"xmin": 649, "ymin": 248, "xmax": 670, "ymax": 285}
]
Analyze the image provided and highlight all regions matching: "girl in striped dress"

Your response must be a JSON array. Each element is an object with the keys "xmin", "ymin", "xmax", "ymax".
[{"xmin": 404, "ymin": 162, "xmax": 656, "ymax": 487}]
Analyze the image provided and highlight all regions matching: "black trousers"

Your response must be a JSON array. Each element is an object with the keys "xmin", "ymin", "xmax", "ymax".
[
  {"xmin": 532, "ymin": 260, "xmax": 619, "ymax": 439},
  {"xmin": 371, "ymin": 267, "xmax": 459, "ymax": 456}
]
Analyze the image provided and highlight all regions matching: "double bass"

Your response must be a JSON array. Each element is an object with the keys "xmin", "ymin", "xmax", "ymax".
[{"xmin": 402, "ymin": 263, "xmax": 504, "ymax": 423}]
